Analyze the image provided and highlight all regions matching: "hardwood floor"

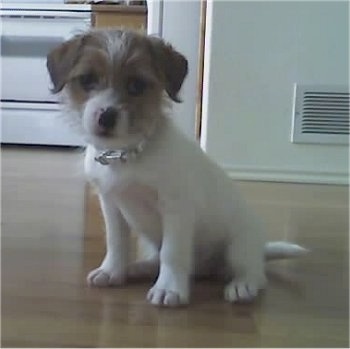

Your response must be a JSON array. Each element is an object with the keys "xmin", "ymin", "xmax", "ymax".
[{"xmin": 1, "ymin": 147, "xmax": 349, "ymax": 347}]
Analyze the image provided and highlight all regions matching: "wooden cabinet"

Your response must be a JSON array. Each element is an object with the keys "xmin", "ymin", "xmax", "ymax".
[{"xmin": 92, "ymin": 5, "xmax": 147, "ymax": 31}]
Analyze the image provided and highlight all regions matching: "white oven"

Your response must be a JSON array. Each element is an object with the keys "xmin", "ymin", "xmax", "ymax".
[{"xmin": 0, "ymin": 4, "xmax": 91, "ymax": 146}]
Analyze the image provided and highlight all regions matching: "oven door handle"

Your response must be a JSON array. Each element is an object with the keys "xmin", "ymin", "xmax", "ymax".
[
  {"xmin": 1, "ymin": 35, "xmax": 64, "ymax": 56},
  {"xmin": 3, "ymin": 35, "xmax": 64, "ymax": 45},
  {"xmin": 0, "ymin": 11, "xmax": 91, "ymax": 21}
]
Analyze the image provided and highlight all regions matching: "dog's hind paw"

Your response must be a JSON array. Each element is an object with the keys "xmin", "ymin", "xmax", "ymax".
[
  {"xmin": 224, "ymin": 280, "xmax": 261, "ymax": 303},
  {"xmin": 87, "ymin": 267, "xmax": 126, "ymax": 287},
  {"xmin": 147, "ymin": 287, "xmax": 188, "ymax": 307},
  {"xmin": 127, "ymin": 259, "xmax": 159, "ymax": 280}
]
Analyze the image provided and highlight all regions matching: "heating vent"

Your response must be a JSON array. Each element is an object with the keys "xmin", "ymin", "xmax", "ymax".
[{"xmin": 292, "ymin": 85, "xmax": 349, "ymax": 145}]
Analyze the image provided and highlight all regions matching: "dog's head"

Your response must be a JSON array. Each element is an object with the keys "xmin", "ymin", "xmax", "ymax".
[{"xmin": 47, "ymin": 29, "xmax": 188, "ymax": 149}]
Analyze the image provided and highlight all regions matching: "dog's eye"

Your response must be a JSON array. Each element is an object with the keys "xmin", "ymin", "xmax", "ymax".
[
  {"xmin": 127, "ymin": 77, "xmax": 147, "ymax": 96},
  {"xmin": 78, "ymin": 73, "xmax": 98, "ymax": 91}
]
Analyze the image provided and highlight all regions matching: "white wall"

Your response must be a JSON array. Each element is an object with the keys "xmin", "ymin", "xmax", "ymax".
[{"xmin": 202, "ymin": 1, "xmax": 349, "ymax": 184}]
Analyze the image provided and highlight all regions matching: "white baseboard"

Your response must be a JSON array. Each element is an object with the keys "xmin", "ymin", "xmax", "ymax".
[{"xmin": 225, "ymin": 165, "xmax": 349, "ymax": 185}]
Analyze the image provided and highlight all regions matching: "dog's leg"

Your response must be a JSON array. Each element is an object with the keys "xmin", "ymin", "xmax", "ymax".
[
  {"xmin": 117, "ymin": 198, "xmax": 161, "ymax": 280},
  {"xmin": 147, "ymin": 207, "xmax": 194, "ymax": 307},
  {"xmin": 87, "ymin": 194, "xmax": 130, "ymax": 287},
  {"xmin": 224, "ymin": 230, "xmax": 267, "ymax": 303}
]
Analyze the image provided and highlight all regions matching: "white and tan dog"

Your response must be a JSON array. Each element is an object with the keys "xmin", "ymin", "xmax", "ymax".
[{"xmin": 47, "ymin": 29, "xmax": 307, "ymax": 307}]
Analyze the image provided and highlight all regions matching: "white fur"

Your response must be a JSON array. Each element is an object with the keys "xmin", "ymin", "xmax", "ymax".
[{"xmin": 84, "ymin": 115, "xmax": 307, "ymax": 307}]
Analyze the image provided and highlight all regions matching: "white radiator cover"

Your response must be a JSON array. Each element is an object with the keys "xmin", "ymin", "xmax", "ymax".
[{"xmin": 292, "ymin": 84, "xmax": 349, "ymax": 145}]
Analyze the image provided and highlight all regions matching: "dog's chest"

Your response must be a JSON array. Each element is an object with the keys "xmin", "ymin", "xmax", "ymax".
[{"xmin": 84, "ymin": 148, "xmax": 158, "ymax": 203}]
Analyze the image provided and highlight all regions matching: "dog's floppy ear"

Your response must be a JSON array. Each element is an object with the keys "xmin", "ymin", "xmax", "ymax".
[
  {"xmin": 46, "ymin": 35, "xmax": 83, "ymax": 93},
  {"xmin": 148, "ymin": 36, "xmax": 188, "ymax": 103}
]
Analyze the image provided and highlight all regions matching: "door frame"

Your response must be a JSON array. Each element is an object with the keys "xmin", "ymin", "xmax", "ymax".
[{"xmin": 147, "ymin": 0, "xmax": 203, "ymax": 139}]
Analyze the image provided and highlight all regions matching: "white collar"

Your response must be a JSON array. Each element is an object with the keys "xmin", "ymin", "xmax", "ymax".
[{"xmin": 94, "ymin": 139, "xmax": 147, "ymax": 165}]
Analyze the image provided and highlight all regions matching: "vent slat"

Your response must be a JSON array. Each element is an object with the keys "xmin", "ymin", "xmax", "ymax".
[
  {"xmin": 303, "ymin": 107, "xmax": 349, "ymax": 112},
  {"xmin": 304, "ymin": 102, "xmax": 350, "ymax": 106},
  {"xmin": 302, "ymin": 131, "xmax": 349, "ymax": 135},
  {"xmin": 302, "ymin": 126, "xmax": 349, "ymax": 129},
  {"xmin": 303, "ymin": 96, "xmax": 350, "ymax": 100},
  {"xmin": 303, "ymin": 115, "xmax": 349, "ymax": 119},
  {"xmin": 302, "ymin": 126, "xmax": 349, "ymax": 130},
  {"xmin": 302, "ymin": 123, "xmax": 349, "ymax": 127},
  {"xmin": 304, "ymin": 92, "xmax": 350, "ymax": 96},
  {"xmin": 303, "ymin": 111, "xmax": 349, "ymax": 113},
  {"xmin": 303, "ymin": 120, "xmax": 349, "ymax": 123},
  {"xmin": 303, "ymin": 95, "xmax": 350, "ymax": 98},
  {"xmin": 304, "ymin": 96, "xmax": 350, "ymax": 100},
  {"xmin": 303, "ymin": 124, "xmax": 349, "ymax": 127},
  {"xmin": 303, "ymin": 114, "xmax": 349, "ymax": 118},
  {"xmin": 303, "ymin": 109, "xmax": 349, "ymax": 112},
  {"xmin": 304, "ymin": 99, "xmax": 350, "ymax": 105},
  {"xmin": 302, "ymin": 128, "xmax": 349, "ymax": 131},
  {"xmin": 302, "ymin": 120, "xmax": 349, "ymax": 124},
  {"xmin": 304, "ymin": 99, "xmax": 349, "ymax": 103},
  {"xmin": 303, "ymin": 110, "xmax": 349, "ymax": 113},
  {"xmin": 303, "ymin": 115, "xmax": 349, "ymax": 118},
  {"xmin": 303, "ymin": 114, "xmax": 349, "ymax": 122},
  {"xmin": 303, "ymin": 124, "xmax": 349, "ymax": 128},
  {"xmin": 302, "ymin": 122, "xmax": 349, "ymax": 128},
  {"xmin": 302, "ymin": 123, "xmax": 349, "ymax": 126}
]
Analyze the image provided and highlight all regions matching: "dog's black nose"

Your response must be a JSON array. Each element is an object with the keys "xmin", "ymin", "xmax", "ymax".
[{"xmin": 98, "ymin": 107, "xmax": 118, "ymax": 130}]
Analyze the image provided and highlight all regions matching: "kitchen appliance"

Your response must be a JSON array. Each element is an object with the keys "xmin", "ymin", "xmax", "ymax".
[{"xmin": 1, "ymin": 3, "xmax": 91, "ymax": 146}]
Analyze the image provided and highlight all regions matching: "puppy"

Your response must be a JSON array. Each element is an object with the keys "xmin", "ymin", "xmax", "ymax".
[{"xmin": 47, "ymin": 28, "xmax": 307, "ymax": 307}]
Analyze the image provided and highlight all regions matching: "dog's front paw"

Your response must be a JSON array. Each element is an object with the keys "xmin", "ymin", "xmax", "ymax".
[
  {"xmin": 147, "ymin": 287, "xmax": 188, "ymax": 307},
  {"xmin": 146, "ymin": 264, "xmax": 190, "ymax": 307},
  {"xmin": 87, "ymin": 267, "xmax": 126, "ymax": 287},
  {"xmin": 224, "ymin": 278, "xmax": 265, "ymax": 303}
]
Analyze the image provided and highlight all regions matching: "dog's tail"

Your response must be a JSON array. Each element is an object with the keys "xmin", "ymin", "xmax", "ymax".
[{"xmin": 264, "ymin": 241, "xmax": 309, "ymax": 261}]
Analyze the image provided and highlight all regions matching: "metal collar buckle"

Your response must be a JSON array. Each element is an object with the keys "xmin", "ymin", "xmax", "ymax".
[{"xmin": 94, "ymin": 141, "xmax": 146, "ymax": 166}]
